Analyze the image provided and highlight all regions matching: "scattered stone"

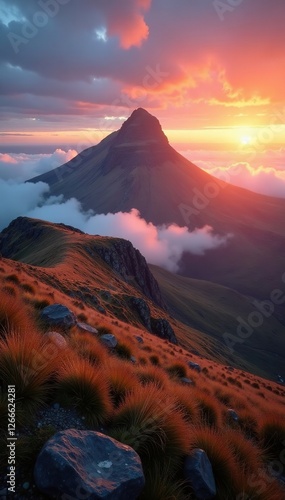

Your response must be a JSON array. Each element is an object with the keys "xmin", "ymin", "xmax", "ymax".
[
  {"xmin": 135, "ymin": 336, "xmax": 144, "ymax": 344},
  {"xmin": 227, "ymin": 408, "xmax": 239, "ymax": 422},
  {"xmin": 188, "ymin": 361, "xmax": 201, "ymax": 372},
  {"xmin": 34, "ymin": 429, "xmax": 145, "ymax": 499},
  {"xmin": 46, "ymin": 331, "xmax": 67, "ymax": 349},
  {"xmin": 130, "ymin": 356, "xmax": 137, "ymax": 364},
  {"xmin": 40, "ymin": 304, "xmax": 76, "ymax": 329},
  {"xmin": 181, "ymin": 377, "xmax": 194, "ymax": 385},
  {"xmin": 100, "ymin": 334, "xmax": 118, "ymax": 349},
  {"xmin": 77, "ymin": 322, "xmax": 98, "ymax": 334},
  {"xmin": 151, "ymin": 318, "xmax": 178, "ymax": 344},
  {"xmin": 184, "ymin": 448, "xmax": 216, "ymax": 500}
]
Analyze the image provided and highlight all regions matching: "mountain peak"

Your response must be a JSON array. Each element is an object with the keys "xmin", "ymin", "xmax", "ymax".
[{"xmin": 114, "ymin": 108, "xmax": 169, "ymax": 145}]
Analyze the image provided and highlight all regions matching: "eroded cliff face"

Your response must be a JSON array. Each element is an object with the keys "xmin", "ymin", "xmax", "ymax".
[{"xmin": 88, "ymin": 239, "xmax": 166, "ymax": 310}]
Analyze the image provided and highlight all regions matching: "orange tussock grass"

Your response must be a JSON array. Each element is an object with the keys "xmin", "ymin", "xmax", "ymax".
[
  {"xmin": 104, "ymin": 359, "xmax": 137, "ymax": 407},
  {"xmin": 168, "ymin": 383, "xmax": 199, "ymax": 423},
  {"xmin": 192, "ymin": 389, "xmax": 222, "ymax": 428},
  {"xmin": 57, "ymin": 356, "xmax": 112, "ymax": 426},
  {"xmin": 136, "ymin": 365, "xmax": 169, "ymax": 389},
  {"xmin": 69, "ymin": 331, "xmax": 108, "ymax": 366},
  {"xmin": 189, "ymin": 426, "xmax": 240, "ymax": 497},
  {"xmin": 258, "ymin": 414, "xmax": 285, "ymax": 461},
  {"xmin": 0, "ymin": 290, "xmax": 33, "ymax": 334},
  {"xmin": 224, "ymin": 428, "xmax": 264, "ymax": 474},
  {"xmin": 237, "ymin": 472, "xmax": 285, "ymax": 500},
  {"xmin": 111, "ymin": 384, "xmax": 190, "ymax": 463},
  {"xmin": 0, "ymin": 328, "xmax": 62, "ymax": 422}
]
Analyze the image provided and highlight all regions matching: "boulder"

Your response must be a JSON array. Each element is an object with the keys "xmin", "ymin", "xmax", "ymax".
[
  {"xmin": 77, "ymin": 322, "xmax": 98, "ymax": 335},
  {"xmin": 40, "ymin": 304, "xmax": 76, "ymax": 329},
  {"xmin": 184, "ymin": 448, "xmax": 216, "ymax": 499},
  {"xmin": 188, "ymin": 361, "xmax": 201, "ymax": 372},
  {"xmin": 34, "ymin": 429, "xmax": 145, "ymax": 499},
  {"xmin": 100, "ymin": 334, "xmax": 118, "ymax": 349},
  {"xmin": 227, "ymin": 408, "xmax": 239, "ymax": 422},
  {"xmin": 46, "ymin": 331, "xmax": 67, "ymax": 349},
  {"xmin": 151, "ymin": 318, "xmax": 178, "ymax": 344},
  {"xmin": 135, "ymin": 336, "xmax": 144, "ymax": 344}
]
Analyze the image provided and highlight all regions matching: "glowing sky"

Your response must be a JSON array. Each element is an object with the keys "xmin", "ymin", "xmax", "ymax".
[{"xmin": 0, "ymin": 0, "xmax": 285, "ymax": 151}]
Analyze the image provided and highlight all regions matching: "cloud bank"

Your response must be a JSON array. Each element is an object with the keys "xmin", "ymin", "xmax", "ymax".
[
  {"xmin": 0, "ymin": 149, "xmax": 77, "ymax": 181},
  {"xmin": 182, "ymin": 148, "xmax": 285, "ymax": 198},
  {"xmin": 0, "ymin": 182, "xmax": 229, "ymax": 272}
]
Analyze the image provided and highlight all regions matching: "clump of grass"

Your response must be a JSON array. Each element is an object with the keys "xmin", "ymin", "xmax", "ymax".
[
  {"xmin": 97, "ymin": 325, "xmax": 113, "ymax": 335},
  {"xmin": 110, "ymin": 384, "xmax": 190, "ymax": 468},
  {"xmin": 136, "ymin": 366, "xmax": 168, "ymax": 389},
  {"xmin": 5, "ymin": 274, "xmax": 20, "ymax": 285},
  {"xmin": 190, "ymin": 426, "xmax": 240, "ymax": 498},
  {"xmin": 21, "ymin": 283, "xmax": 35, "ymax": 294},
  {"xmin": 238, "ymin": 410, "xmax": 259, "ymax": 439},
  {"xmin": 70, "ymin": 332, "xmax": 107, "ymax": 366},
  {"xmin": 0, "ymin": 292, "xmax": 32, "ymax": 334},
  {"xmin": 149, "ymin": 354, "xmax": 160, "ymax": 366},
  {"xmin": 33, "ymin": 298, "xmax": 50, "ymax": 310},
  {"xmin": 170, "ymin": 384, "xmax": 199, "ymax": 423},
  {"xmin": 115, "ymin": 341, "xmax": 132, "ymax": 360},
  {"xmin": 238, "ymin": 474, "xmax": 285, "ymax": 500},
  {"xmin": 195, "ymin": 391, "xmax": 222, "ymax": 428},
  {"xmin": 77, "ymin": 312, "xmax": 88, "ymax": 322},
  {"xmin": 166, "ymin": 362, "xmax": 187, "ymax": 379},
  {"xmin": 0, "ymin": 329, "xmax": 61, "ymax": 424},
  {"xmin": 1, "ymin": 285, "xmax": 17, "ymax": 297},
  {"xmin": 57, "ymin": 357, "xmax": 112, "ymax": 427},
  {"xmin": 224, "ymin": 428, "xmax": 263, "ymax": 474},
  {"xmin": 106, "ymin": 361, "xmax": 137, "ymax": 407},
  {"xmin": 259, "ymin": 415, "xmax": 285, "ymax": 462},
  {"xmin": 139, "ymin": 462, "xmax": 187, "ymax": 500}
]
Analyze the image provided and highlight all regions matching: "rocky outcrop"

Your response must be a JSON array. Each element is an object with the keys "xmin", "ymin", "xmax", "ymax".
[
  {"xmin": 151, "ymin": 318, "xmax": 178, "ymax": 344},
  {"xmin": 100, "ymin": 334, "xmax": 118, "ymax": 349},
  {"xmin": 184, "ymin": 448, "xmax": 216, "ymax": 499},
  {"xmin": 34, "ymin": 429, "xmax": 145, "ymax": 499},
  {"xmin": 125, "ymin": 296, "xmax": 152, "ymax": 330},
  {"xmin": 90, "ymin": 239, "xmax": 166, "ymax": 310}
]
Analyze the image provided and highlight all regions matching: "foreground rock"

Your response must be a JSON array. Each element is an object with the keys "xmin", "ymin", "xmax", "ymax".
[
  {"xmin": 40, "ymin": 304, "xmax": 77, "ymax": 328},
  {"xmin": 184, "ymin": 448, "xmax": 216, "ymax": 499},
  {"xmin": 34, "ymin": 429, "xmax": 145, "ymax": 499}
]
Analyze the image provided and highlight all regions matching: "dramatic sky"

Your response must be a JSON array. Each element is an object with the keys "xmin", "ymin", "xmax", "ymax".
[{"xmin": 0, "ymin": 0, "xmax": 285, "ymax": 197}]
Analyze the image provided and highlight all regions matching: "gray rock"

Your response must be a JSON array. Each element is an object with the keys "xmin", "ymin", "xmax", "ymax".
[
  {"xmin": 77, "ymin": 322, "xmax": 98, "ymax": 335},
  {"xmin": 40, "ymin": 304, "xmax": 76, "ymax": 329},
  {"xmin": 227, "ymin": 408, "xmax": 239, "ymax": 422},
  {"xmin": 34, "ymin": 429, "xmax": 145, "ymax": 499},
  {"xmin": 46, "ymin": 331, "xmax": 68, "ymax": 349},
  {"xmin": 130, "ymin": 356, "xmax": 137, "ymax": 364},
  {"xmin": 135, "ymin": 336, "xmax": 144, "ymax": 344},
  {"xmin": 184, "ymin": 448, "xmax": 216, "ymax": 499},
  {"xmin": 188, "ymin": 361, "xmax": 201, "ymax": 372},
  {"xmin": 181, "ymin": 377, "xmax": 194, "ymax": 385},
  {"xmin": 151, "ymin": 318, "xmax": 178, "ymax": 344},
  {"xmin": 127, "ymin": 297, "xmax": 151, "ymax": 330},
  {"xmin": 100, "ymin": 334, "xmax": 118, "ymax": 349}
]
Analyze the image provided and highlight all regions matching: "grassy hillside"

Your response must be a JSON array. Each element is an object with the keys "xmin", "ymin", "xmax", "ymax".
[
  {"xmin": 151, "ymin": 265, "xmax": 285, "ymax": 381},
  {"xmin": 0, "ymin": 254, "xmax": 285, "ymax": 498}
]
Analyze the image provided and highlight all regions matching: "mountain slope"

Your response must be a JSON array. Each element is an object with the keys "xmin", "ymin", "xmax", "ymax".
[
  {"xmin": 29, "ymin": 108, "xmax": 285, "ymax": 303},
  {"xmin": 150, "ymin": 264, "xmax": 285, "ymax": 379}
]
